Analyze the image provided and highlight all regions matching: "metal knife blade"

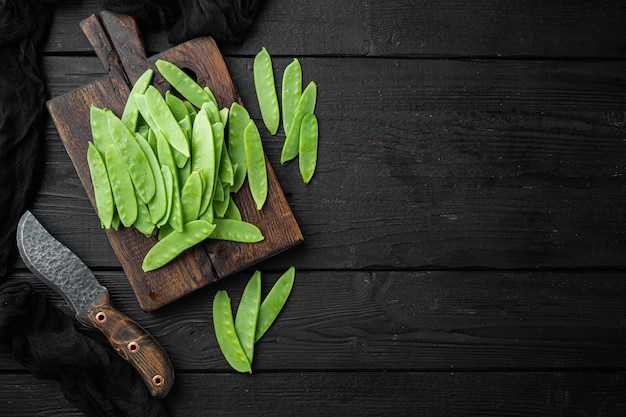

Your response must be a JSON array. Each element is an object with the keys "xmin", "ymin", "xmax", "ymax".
[{"xmin": 16, "ymin": 210, "xmax": 174, "ymax": 398}]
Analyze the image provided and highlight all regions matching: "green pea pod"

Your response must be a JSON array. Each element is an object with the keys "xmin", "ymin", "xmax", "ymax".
[
  {"xmin": 234, "ymin": 270, "xmax": 261, "ymax": 363},
  {"xmin": 255, "ymin": 266, "xmax": 296, "ymax": 342},
  {"xmin": 213, "ymin": 290, "xmax": 252, "ymax": 374},
  {"xmin": 135, "ymin": 133, "xmax": 167, "ymax": 224},
  {"xmin": 201, "ymin": 101, "xmax": 220, "ymax": 125},
  {"xmin": 219, "ymin": 143, "xmax": 234, "ymax": 187},
  {"xmin": 122, "ymin": 68, "xmax": 153, "ymax": 131},
  {"xmin": 210, "ymin": 218, "xmax": 264, "ymax": 243},
  {"xmin": 87, "ymin": 142, "xmax": 114, "ymax": 229},
  {"xmin": 219, "ymin": 107, "xmax": 229, "ymax": 127},
  {"xmin": 159, "ymin": 165, "xmax": 174, "ymax": 228},
  {"xmin": 156, "ymin": 132, "xmax": 183, "ymax": 232},
  {"xmin": 203, "ymin": 86, "xmax": 219, "ymax": 109},
  {"xmin": 165, "ymin": 90, "xmax": 189, "ymax": 121},
  {"xmin": 134, "ymin": 197, "xmax": 155, "ymax": 237},
  {"xmin": 281, "ymin": 81, "xmax": 317, "ymax": 164},
  {"xmin": 299, "ymin": 113, "xmax": 319, "ymax": 184},
  {"xmin": 222, "ymin": 195, "xmax": 242, "ymax": 221},
  {"xmin": 90, "ymin": 105, "xmax": 114, "ymax": 154},
  {"xmin": 107, "ymin": 110, "xmax": 156, "ymax": 204},
  {"xmin": 227, "ymin": 102, "xmax": 250, "ymax": 192},
  {"xmin": 281, "ymin": 58, "xmax": 302, "ymax": 135},
  {"xmin": 142, "ymin": 219, "xmax": 216, "ymax": 272},
  {"xmin": 104, "ymin": 144, "xmax": 137, "ymax": 228},
  {"xmin": 253, "ymin": 47, "xmax": 280, "ymax": 135},
  {"xmin": 181, "ymin": 170, "xmax": 203, "ymax": 223},
  {"xmin": 155, "ymin": 59, "xmax": 213, "ymax": 109},
  {"xmin": 191, "ymin": 110, "xmax": 216, "ymax": 215},
  {"xmin": 243, "ymin": 120, "xmax": 267, "ymax": 210},
  {"xmin": 144, "ymin": 85, "xmax": 190, "ymax": 162},
  {"xmin": 213, "ymin": 183, "xmax": 230, "ymax": 218}
]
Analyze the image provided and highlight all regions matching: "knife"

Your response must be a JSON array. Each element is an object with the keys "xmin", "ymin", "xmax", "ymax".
[{"xmin": 16, "ymin": 210, "xmax": 174, "ymax": 398}]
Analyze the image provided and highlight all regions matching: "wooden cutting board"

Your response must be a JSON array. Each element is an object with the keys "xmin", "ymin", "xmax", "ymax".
[{"xmin": 47, "ymin": 11, "xmax": 303, "ymax": 312}]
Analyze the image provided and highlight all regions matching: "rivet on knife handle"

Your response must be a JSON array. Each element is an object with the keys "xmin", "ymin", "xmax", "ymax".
[
  {"xmin": 78, "ymin": 291, "xmax": 174, "ymax": 397},
  {"xmin": 16, "ymin": 210, "xmax": 174, "ymax": 398}
]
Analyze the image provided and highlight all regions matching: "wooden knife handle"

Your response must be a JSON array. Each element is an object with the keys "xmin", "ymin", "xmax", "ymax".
[{"xmin": 77, "ymin": 291, "xmax": 174, "ymax": 398}]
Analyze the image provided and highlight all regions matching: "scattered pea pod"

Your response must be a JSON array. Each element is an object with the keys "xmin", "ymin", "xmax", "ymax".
[
  {"xmin": 234, "ymin": 270, "xmax": 261, "ymax": 363},
  {"xmin": 281, "ymin": 81, "xmax": 317, "ymax": 164},
  {"xmin": 281, "ymin": 58, "xmax": 302, "ymax": 135},
  {"xmin": 299, "ymin": 113, "xmax": 319, "ymax": 184},
  {"xmin": 255, "ymin": 266, "xmax": 295, "ymax": 342},
  {"xmin": 253, "ymin": 47, "xmax": 280, "ymax": 135},
  {"xmin": 244, "ymin": 120, "xmax": 267, "ymax": 210},
  {"xmin": 213, "ymin": 290, "xmax": 252, "ymax": 374}
]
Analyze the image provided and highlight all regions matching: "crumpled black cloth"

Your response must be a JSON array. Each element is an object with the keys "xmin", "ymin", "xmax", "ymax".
[
  {"xmin": 0, "ymin": 281, "xmax": 170, "ymax": 417},
  {"xmin": 0, "ymin": 1, "xmax": 171, "ymax": 416},
  {"xmin": 100, "ymin": 0, "xmax": 265, "ymax": 44},
  {"xmin": 0, "ymin": 0, "xmax": 50, "ymax": 281}
]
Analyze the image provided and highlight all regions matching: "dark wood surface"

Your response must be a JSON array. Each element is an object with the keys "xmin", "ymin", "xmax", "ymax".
[{"xmin": 3, "ymin": 0, "xmax": 626, "ymax": 415}]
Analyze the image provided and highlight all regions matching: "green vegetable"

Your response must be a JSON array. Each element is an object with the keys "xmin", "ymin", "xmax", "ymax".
[
  {"xmin": 107, "ymin": 110, "xmax": 156, "ymax": 204},
  {"xmin": 255, "ymin": 266, "xmax": 296, "ymax": 342},
  {"xmin": 298, "ymin": 113, "xmax": 319, "ymax": 184},
  {"xmin": 227, "ymin": 102, "xmax": 250, "ymax": 192},
  {"xmin": 122, "ymin": 68, "xmax": 153, "ymax": 131},
  {"xmin": 144, "ymin": 85, "xmax": 190, "ymax": 163},
  {"xmin": 243, "ymin": 120, "xmax": 267, "ymax": 210},
  {"xmin": 155, "ymin": 59, "xmax": 214, "ymax": 109},
  {"xmin": 281, "ymin": 81, "xmax": 317, "ymax": 164},
  {"xmin": 253, "ymin": 47, "xmax": 280, "ymax": 135},
  {"xmin": 104, "ymin": 144, "xmax": 137, "ymax": 228},
  {"xmin": 87, "ymin": 142, "xmax": 114, "ymax": 229},
  {"xmin": 134, "ymin": 133, "xmax": 167, "ymax": 224},
  {"xmin": 213, "ymin": 290, "xmax": 252, "ymax": 373},
  {"xmin": 281, "ymin": 58, "xmax": 302, "ymax": 135},
  {"xmin": 180, "ymin": 170, "xmax": 203, "ymax": 223},
  {"xmin": 142, "ymin": 219, "xmax": 216, "ymax": 272},
  {"xmin": 234, "ymin": 270, "xmax": 261, "ymax": 363},
  {"xmin": 210, "ymin": 218, "xmax": 264, "ymax": 243}
]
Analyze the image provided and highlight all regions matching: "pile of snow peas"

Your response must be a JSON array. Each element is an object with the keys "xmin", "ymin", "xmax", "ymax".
[
  {"xmin": 213, "ymin": 267, "xmax": 295, "ymax": 373},
  {"xmin": 253, "ymin": 48, "xmax": 319, "ymax": 184},
  {"xmin": 87, "ymin": 59, "xmax": 268, "ymax": 272}
]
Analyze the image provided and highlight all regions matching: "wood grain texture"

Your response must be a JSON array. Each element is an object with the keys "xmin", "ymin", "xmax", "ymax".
[
  {"xmin": 37, "ymin": 56, "xmax": 626, "ymax": 270},
  {"xmin": 3, "ymin": 270, "xmax": 625, "ymax": 372},
  {"xmin": 1, "ymin": 371, "xmax": 625, "ymax": 416}
]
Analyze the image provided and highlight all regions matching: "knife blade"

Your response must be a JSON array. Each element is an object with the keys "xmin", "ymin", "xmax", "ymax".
[{"xmin": 16, "ymin": 210, "xmax": 174, "ymax": 398}]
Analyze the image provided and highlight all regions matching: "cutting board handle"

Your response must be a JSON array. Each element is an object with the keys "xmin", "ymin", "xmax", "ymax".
[{"xmin": 80, "ymin": 11, "xmax": 149, "ymax": 86}]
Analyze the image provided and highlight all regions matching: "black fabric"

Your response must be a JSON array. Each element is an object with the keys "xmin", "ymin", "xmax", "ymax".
[
  {"xmin": 0, "ymin": 0, "xmax": 50, "ymax": 281},
  {"xmin": 0, "ymin": 1, "xmax": 171, "ymax": 416},
  {"xmin": 0, "ymin": 281, "xmax": 170, "ymax": 417},
  {"xmin": 100, "ymin": 0, "xmax": 265, "ymax": 44}
]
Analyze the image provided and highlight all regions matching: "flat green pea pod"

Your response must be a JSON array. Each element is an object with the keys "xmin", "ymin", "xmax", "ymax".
[
  {"xmin": 181, "ymin": 170, "xmax": 203, "ymax": 223},
  {"xmin": 255, "ymin": 266, "xmax": 296, "ymax": 342},
  {"xmin": 213, "ymin": 183, "xmax": 230, "ymax": 218},
  {"xmin": 219, "ymin": 107, "xmax": 229, "ymax": 127},
  {"xmin": 155, "ymin": 59, "xmax": 213, "ymax": 109},
  {"xmin": 142, "ymin": 219, "xmax": 216, "ymax": 272},
  {"xmin": 122, "ymin": 68, "xmax": 153, "ymax": 131},
  {"xmin": 134, "ymin": 198, "xmax": 155, "ymax": 237},
  {"xmin": 107, "ymin": 110, "xmax": 156, "ymax": 204},
  {"xmin": 212, "ymin": 290, "xmax": 252, "ymax": 374},
  {"xmin": 104, "ymin": 144, "xmax": 137, "ymax": 227},
  {"xmin": 222, "ymin": 195, "xmax": 242, "ymax": 221},
  {"xmin": 281, "ymin": 58, "xmax": 302, "ymax": 135},
  {"xmin": 243, "ymin": 120, "xmax": 267, "ymax": 210},
  {"xmin": 219, "ymin": 144, "xmax": 234, "ymax": 187},
  {"xmin": 201, "ymin": 101, "xmax": 220, "ymax": 125},
  {"xmin": 299, "ymin": 113, "xmax": 319, "ymax": 184},
  {"xmin": 165, "ymin": 90, "xmax": 188, "ymax": 121},
  {"xmin": 234, "ymin": 270, "xmax": 261, "ymax": 363},
  {"xmin": 136, "ymin": 132, "xmax": 167, "ymax": 224},
  {"xmin": 210, "ymin": 218, "xmax": 264, "ymax": 243},
  {"xmin": 281, "ymin": 81, "xmax": 317, "ymax": 164},
  {"xmin": 203, "ymin": 86, "xmax": 219, "ymax": 109},
  {"xmin": 227, "ymin": 102, "xmax": 250, "ymax": 192},
  {"xmin": 90, "ymin": 105, "xmax": 114, "ymax": 154},
  {"xmin": 191, "ymin": 110, "xmax": 216, "ymax": 215},
  {"xmin": 159, "ymin": 165, "xmax": 174, "ymax": 228},
  {"xmin": 144, "ymin": 85, "xmax": 190, "ymax": 163},
  {"xmin": 87, "ymin": 142, "xmax": 115, "ymax": 229},
  {"xmin": 253, "ymin": 47, "xmax": 280, "ymax": 135}
]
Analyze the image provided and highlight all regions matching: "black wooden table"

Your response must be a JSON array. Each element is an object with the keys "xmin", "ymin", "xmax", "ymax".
[{"xmin": 3, "ymin": 1, "xmax": 626, "ymax": 415}]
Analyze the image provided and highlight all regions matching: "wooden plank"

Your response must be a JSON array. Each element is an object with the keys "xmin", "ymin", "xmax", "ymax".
[
  {"xmin": 36, "ymin": 56, "xmax": 626, "ymax": 270},
  {"xmin": 3, "ymin": 270, "xmax": 626, "ymax": 372},
  {"xmin": 44, "ymin": 0, "xmax": 626, "ymax": 58},
  {"xmin": 1, "ymin": 371, "xmax": 625, "ymax": 416}
]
